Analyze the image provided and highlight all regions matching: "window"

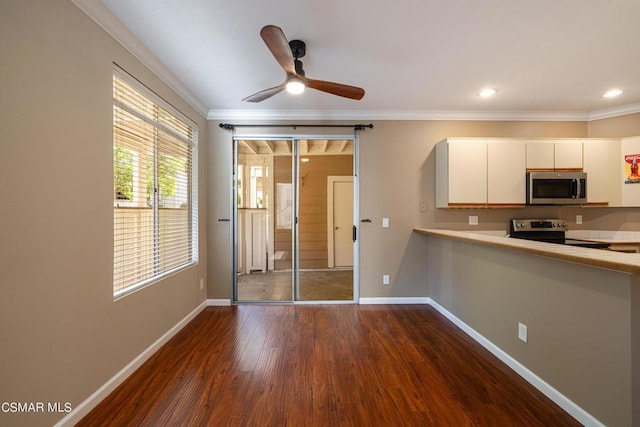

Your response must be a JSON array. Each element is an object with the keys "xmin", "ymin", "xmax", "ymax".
[{"xmin": 113, "ymin": 67, "xmax": 197, "ymax": 297}]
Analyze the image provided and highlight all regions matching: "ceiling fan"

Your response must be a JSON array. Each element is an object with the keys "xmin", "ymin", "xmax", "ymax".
[{"xmin": 243, "ymin": 25, "xmax": 365, "ymax": 102}]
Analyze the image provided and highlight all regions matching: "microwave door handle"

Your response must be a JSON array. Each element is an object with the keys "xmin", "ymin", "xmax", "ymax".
[{"xmin": 574, "ymin": 179, "xmax": 580, "ymax": 199}]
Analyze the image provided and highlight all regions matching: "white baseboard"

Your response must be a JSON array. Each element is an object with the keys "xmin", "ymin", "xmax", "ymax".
[
  {"xmin": 54, "ymin": 300, "xmax": 207, "ymax": 427},
  {"xmin": 207, "ymin": 298, "xmax": 231, "ymax": 306},
  {"xmin": 426, "ymin": 298, "xmax": 604, "ymax": 427},
  {"xmin": 359, "ymin": 297, "xmax": 430, "ymax": 305}
]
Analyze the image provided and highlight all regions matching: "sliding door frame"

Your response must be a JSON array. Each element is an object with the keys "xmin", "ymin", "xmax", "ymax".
[{"xmin": 232, "ymin": 133, "xmax": 360, "ymax": 304}]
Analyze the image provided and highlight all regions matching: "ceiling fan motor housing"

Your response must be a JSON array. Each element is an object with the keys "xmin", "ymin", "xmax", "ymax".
[{"xmin": 289, "ymin": 39, "xmax": 306, "ymax": 58}]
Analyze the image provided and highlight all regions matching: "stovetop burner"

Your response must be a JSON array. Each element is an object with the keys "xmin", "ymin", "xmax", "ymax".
[{"xmin": 509, "ymin": 219, "xmax": 610, "ymax": 249}]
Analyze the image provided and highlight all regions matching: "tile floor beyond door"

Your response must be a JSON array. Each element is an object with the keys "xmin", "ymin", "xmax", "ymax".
[{"xmin": 237, "ymin": 269, "xmax": 353, "ymax": 301}]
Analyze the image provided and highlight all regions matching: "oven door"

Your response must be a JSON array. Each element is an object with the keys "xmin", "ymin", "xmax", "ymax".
[{"xmin": 526, "ymin": 172, "xmax": 586, "ymax": 205}]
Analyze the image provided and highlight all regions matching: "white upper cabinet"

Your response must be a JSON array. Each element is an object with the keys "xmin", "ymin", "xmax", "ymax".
[
  {"xmin": 582, "ymin": 139, "xmax": 620, "ymax": 206},
  {"xmin": 436, "ymin": 137, "xmax": 625, "ymax": 208},
  {"xmin": 436, "ymin": 139, "xmax": 487, "ymax": 207},
  {"xmin": 526, "ymin": 140, "xmax": 583, "ymax": 170},
  {"xmin": 526, "ymin": 142, "xmax": 554, "ymax": 170},
  {"xmin": 487, "ymin": 142, "xmax": 526, "ymax": 205},
  {"xmin": 554, "ymin": 141, "xmax": 583, "ymax": 170}
]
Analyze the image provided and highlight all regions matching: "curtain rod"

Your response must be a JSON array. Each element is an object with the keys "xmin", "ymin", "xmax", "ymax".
[{"xmin": 219, "ymin": 123, "xmax": 373, "ymax": 131}]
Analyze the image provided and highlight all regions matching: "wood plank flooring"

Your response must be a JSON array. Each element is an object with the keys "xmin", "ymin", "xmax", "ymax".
[{"xmin": 78, "ymin": 305, "xmax": 580, "ymax": 426}]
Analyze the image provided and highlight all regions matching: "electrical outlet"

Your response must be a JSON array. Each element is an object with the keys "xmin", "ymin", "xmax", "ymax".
[
  {"xmin": 383, "ymin": 275, "xmax": 390, "ymax": 285},
  {"xmin": 576, "ymin": 215, "xmax": 582, "ymax": 225},
  {"xmin": 518, "ymin": 322, "xmax": 528, "ymax": 343},
  {"xmin": 199, "ymin": 278, "xmax": 204, "ymax": 290},
  {"xmin": 469, "ymin": 216, "xmax": 478, "ymax": 225},
  {"xmin": 382, "ymin": 218, "xmax": 389, "ymax": 228}
]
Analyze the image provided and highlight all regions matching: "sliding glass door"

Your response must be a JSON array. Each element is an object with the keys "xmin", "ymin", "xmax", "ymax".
[{"xmin": 233, "ymin": 136, "xmax": 357, "ymax": 303}]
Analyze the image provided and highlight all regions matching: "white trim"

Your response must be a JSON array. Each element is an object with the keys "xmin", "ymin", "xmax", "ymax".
[
  {"xmin": 71, "ymin": 0, "xmax": 208, "ymax": 117},
  {"xmin": 209, "ymin": 103, "xmax": 640, "ymax": 122},
  {"xmin": 359, "ymin": 297, "xmax": 430, "ymax": 305},
  {"xmin": 207, "ymin": 298, "xmax": 232, "ymax": 306},
  {"xmin": 426, "ymin": 298, "xmax": 604, "ymax": 427},
  {"xmin": 54, "ymin": 301, "xmax": 207, "ymax": 427},
  {"xmin": 588, "ymin": 101, "xmax": 640, "ymax": 121},
  {"xmin": 208, "ymin": 109, "xmax": 590, "ymax": 122}
]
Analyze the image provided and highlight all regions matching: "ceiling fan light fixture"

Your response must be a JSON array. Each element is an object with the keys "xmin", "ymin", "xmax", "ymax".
[{"xmin": 286, "ymin": 77, "xmax": 305, "ymax": 95}]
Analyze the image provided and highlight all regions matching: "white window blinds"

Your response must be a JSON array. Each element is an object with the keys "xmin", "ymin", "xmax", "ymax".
[{"xmin": 113, "ymin": 68, "xmax": 198, "ymax": 297}]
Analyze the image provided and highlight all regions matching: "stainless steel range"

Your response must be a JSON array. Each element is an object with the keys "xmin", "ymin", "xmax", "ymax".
[{"xmin": 509, "ymin": 219, "xmax": 610, "ymax": 249}]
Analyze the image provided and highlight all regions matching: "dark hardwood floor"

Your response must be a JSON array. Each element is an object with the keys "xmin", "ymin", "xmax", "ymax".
[{"xmin": 78, "ymin": 305, "xmax": 580, "ymax": 426}]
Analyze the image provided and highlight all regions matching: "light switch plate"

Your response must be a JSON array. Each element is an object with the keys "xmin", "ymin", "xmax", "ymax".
[
  {"xmin": 469, "ymin": 216, "xmax": 478, "ymax": 225},
  {"xmin": 383, "ymin": 274, "xmax": 390, "ymax": 285},
  {"xmin": 382, "ymin": 218, "xmax": 389, "ymax": 228}
]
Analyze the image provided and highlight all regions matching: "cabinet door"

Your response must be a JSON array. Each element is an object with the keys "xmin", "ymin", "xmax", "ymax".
[
  {"xmin": 526, "ymin": 142, "xmax": 554, "ymax": 170},
  {"xmin": 448, "ymin": 140, "xmax": 487, "ymax": 205},
  {"xmin": 583, "ymin": 139, "xmax": 619, "ymax": 206},
  {"xmin": 555, "ymin": 141, "xmax": 583, "ymax": 170},
  {"xmin": 487, "ymin": 142, "xmax": 526, "ymax": 205}
]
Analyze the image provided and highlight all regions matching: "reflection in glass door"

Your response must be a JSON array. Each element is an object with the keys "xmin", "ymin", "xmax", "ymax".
[{"xmin": 233, "ymin": 137, "xmax": 355, "ymax": 303}]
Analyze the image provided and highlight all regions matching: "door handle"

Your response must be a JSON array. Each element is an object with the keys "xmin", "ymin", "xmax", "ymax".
[
  {"xmin": 218, "ymin": 218, "xmax": 230, "ymax": 222},
  {"xmin": 352, "ymin": 225, "xmax": 357, "ymax": 242}
]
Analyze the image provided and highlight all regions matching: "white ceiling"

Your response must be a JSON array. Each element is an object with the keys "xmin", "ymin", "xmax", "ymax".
[{"xmin": 75, "ymin": 0, "xmax": 640, "ymax": 121}]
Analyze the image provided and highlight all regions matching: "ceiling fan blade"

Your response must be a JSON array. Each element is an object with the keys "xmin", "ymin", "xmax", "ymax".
[
  {"xmin": 260, "ymin": 25, "xmax": 296, "ymax": 75},
  {"xmin": 305, "ymin": 78, "xmax": 365, "ymax": 100},
  {"xmin": 242, "ymin": 82, "xmax": 286, "ymax": 102}
]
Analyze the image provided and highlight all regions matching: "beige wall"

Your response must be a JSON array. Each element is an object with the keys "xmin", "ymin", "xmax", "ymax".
[
  {"xmin": 0, "ymin": 2, "xmax": 207, "ymax": 426},
  {"xmin": 207, "ymin": 117, "xmax": 640, "ymax": 300},
  {"xmin": 589, "ymin": 112, "xmax": 640, "ymax": 138},
  {"xmin": 206, "ymin": 120, "xmax": 586, "ymax": 299},
  {"xmin": 425, "ymin": 235, "xmax": 634, "ymax": 426}
]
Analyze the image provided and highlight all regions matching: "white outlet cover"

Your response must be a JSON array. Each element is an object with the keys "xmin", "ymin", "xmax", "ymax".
[
  {"xmin": 469, "ymin": 216, "xmax": 479, "ymax": 225},
  {"xmin": 518, "ymin": 322, "xmax": 528, "ymax": 343},
  {"xmin": 383, "ymin": 274, "xmax": 390, "ymax": 285},
  {"xmin": 576, "ymin": 215, "xmax": 583, "ymax": 224},
  {"xmin": 382, "ymin": 218, "xmax": 389, "ymax": 228}
]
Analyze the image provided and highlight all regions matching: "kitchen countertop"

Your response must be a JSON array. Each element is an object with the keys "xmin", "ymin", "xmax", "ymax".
[{"xmin": 414, "ymin": 228, "xmax": 640, "ymax": 275}]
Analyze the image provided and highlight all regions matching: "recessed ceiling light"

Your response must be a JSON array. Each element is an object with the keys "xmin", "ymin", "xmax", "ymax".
[
  {"xmin": 603, "ymin": 89, "xmax": 622, "ymax": 98},
  {"xmin": 479, "ymin": 88, "xmax": 497, "ymax": 98}
]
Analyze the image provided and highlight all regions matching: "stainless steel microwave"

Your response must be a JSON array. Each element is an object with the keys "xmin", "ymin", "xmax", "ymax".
[{"xmin": 526, "ymin": 171, "xmax": 587, "ymax": 205}]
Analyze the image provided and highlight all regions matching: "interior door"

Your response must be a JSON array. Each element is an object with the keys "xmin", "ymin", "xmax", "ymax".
[{"xmin": 332, "ymin": 179, "xmax": 354, "ymax": 267}]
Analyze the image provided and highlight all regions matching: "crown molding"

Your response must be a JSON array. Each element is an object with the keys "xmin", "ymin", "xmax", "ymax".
[
  {"xmin": 588, "ymin": 102, "xmax": 640, "ymax": 121},
  {"xmin": 207, "ymin": 108, "xmax": 592, "ymax": 122},
  {"xmin": 209, "ymin": 103, "xmax": 640, "ymax": 122},
  {"xmin": 71, "ymin": 0, "xmax": 209, "ymax": 117}
]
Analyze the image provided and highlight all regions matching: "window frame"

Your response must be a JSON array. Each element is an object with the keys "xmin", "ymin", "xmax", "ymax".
[{"xmin": 112, "ymin": 66, "xmax": 198, "ymax": 299}]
